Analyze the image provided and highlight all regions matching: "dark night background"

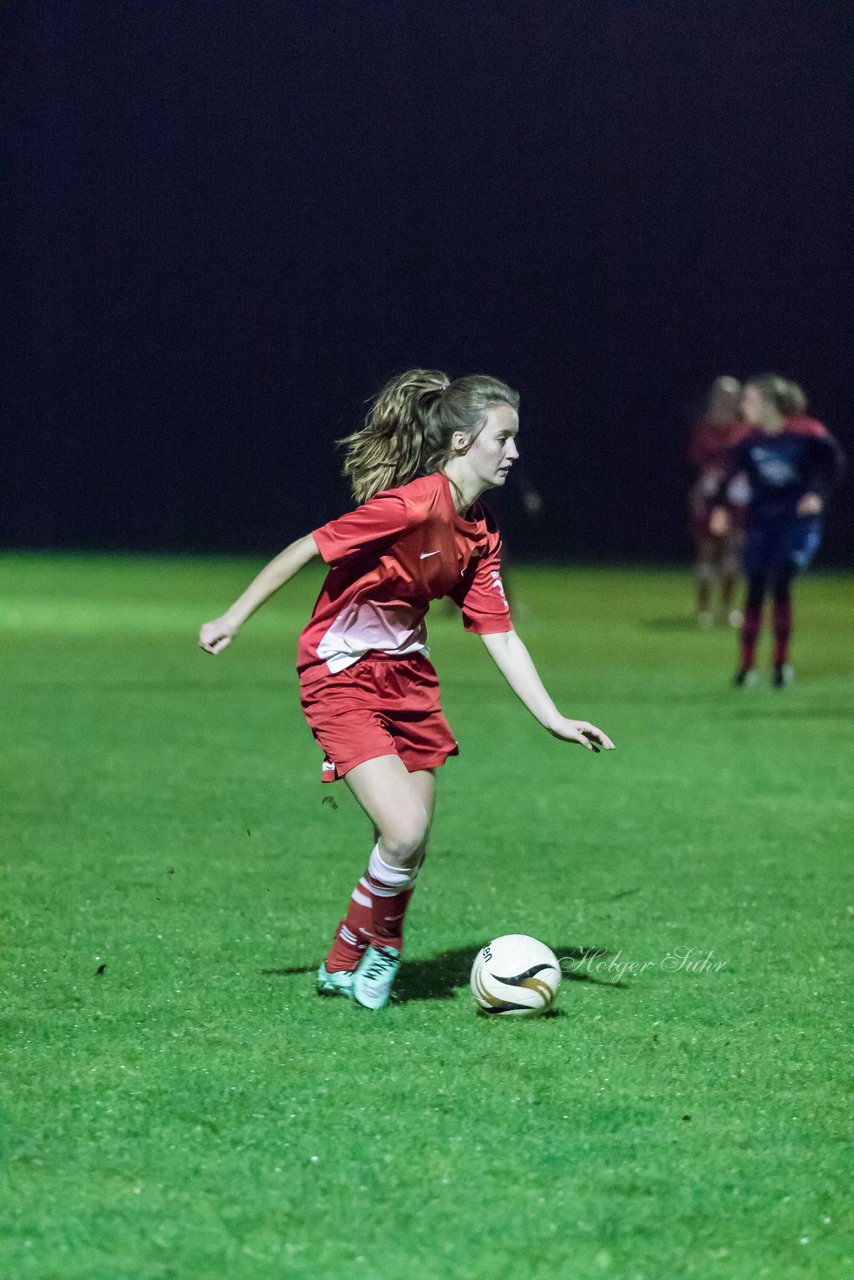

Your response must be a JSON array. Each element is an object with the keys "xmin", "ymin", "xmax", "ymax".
[{"xmin": 4, "ymin": 1, "xmax": 852, "ymax": 563}]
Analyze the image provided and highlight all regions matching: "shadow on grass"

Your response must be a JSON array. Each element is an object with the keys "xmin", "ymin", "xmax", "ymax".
[{"xmin": 263, "ymin": 944, "xmax": 626, "ymax": 1002}]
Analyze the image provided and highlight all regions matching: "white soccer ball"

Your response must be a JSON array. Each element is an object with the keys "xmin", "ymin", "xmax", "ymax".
[{"xmin": 470, "ymin": 934, "xmax": 562, "ymax": 1017}]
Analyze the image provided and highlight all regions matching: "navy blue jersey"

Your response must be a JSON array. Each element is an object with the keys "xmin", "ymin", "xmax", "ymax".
[{"xmin": 721, "ymin": 418, "xmax": 844, "ymax": 523}]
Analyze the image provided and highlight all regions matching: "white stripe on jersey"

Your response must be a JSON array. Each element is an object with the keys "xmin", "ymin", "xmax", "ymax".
[{"xmin": 316, "ymin": 600, "xmax": 429, "ymax": 675}]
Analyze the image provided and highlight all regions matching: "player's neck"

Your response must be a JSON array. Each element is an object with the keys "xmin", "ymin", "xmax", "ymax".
[{"xmin": 441, "ymin": 461, "xmax": 488, "ymax": 512}]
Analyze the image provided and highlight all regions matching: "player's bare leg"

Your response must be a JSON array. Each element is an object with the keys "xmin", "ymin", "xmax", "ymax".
[
  {"xmin": 318, "ymin": 758, "xmax": 436, "ymax": 1007},
  {"xmin": 345, "ymin": 759, "xmax": 435, "ymax": 1008},
  {"xmin": 721, "ymin": 540, "xmax": 743, "ymax": 627},
  {"xmin": 345, "ymin": 756, "xmax": 436, "ymax": 869},
  {"xmin": 694, "ymin": 536, "xmax": 717, "ymax": 627}
]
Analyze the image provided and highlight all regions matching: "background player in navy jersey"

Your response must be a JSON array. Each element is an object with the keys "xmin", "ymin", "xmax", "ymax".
[
  {"xmin": 687, "ymin": 376, "xmax": 746, "ymax": 628},
  {"xmin": 710, "ymin": 376, "xmax": 845, "ymax": 687},
  {"xmin": 198, "ymin": 370, "xmax": 614, "ymax": 1010}
]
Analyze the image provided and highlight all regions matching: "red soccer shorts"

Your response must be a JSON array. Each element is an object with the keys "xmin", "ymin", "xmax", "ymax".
[{"xmin": 299, "ymin": 653, "xmax": 459, "ymax": 782}]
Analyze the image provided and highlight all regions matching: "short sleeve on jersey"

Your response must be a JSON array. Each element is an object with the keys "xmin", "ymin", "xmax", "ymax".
[
  {"xmin": 449, "ymin": 532, "xmax": 513, "ymax": 634},
  {"xmin": 312, "ymin": 491, "xmax": 411, "ymax": 566}
]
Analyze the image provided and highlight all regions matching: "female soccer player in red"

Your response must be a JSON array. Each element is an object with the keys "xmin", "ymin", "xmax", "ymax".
[
  {"xmin": 710, "ymin": 376, "xmax": 845, "ymax": 687},
  {"xmin": 199, "ymin": 370, "xmax": 615, "ymax": 1009}
]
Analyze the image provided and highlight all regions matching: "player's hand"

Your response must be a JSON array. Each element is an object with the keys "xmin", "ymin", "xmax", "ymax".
[
  {"xmin": 198, "ymin": 615, "xmax": 237, "ymax": 654},
  {"xmin": 708, "ymin": 505, "xmax": 730, "ymax": 536},
  {"xmin": 797, "ymin": 492, "xmax": 823, "ymax": 516},
  {"xmin": 548, "ymin": 718, "xmax": 615, "ymax": 753}
]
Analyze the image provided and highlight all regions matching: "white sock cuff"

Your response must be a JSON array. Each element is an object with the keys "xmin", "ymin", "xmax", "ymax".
[{"xmin": 368, "ymin": 844, "xmax": 419, "ymax": 891}]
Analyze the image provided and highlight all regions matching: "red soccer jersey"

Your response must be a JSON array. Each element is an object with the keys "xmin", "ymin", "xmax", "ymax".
[
  {"xmin": 688, "ymin": 419, "xmax": 746, "ymax": 473},
  {"xmin": 784, "ymin": 415, "xmax": 832, "ymax": 442},
  {"xmin": 297, "ymin": 473, "xmax": 513, "ymax": 683}
]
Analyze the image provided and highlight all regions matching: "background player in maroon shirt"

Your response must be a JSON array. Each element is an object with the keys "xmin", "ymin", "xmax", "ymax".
[
  {"xmin": 687, "ymin": 375, "xmax": 746, "ymax": 627},
  {"xmin": 199, "ymin": 370, "xmax": 614, "ymax": 1009}
]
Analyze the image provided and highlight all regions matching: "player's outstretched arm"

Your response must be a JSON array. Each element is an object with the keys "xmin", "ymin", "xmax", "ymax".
[
  {"xmin": 479, "ymin": 630, "xmax": 615, "ymax": 752},
  {"xmin": 198, "ymin": 534, "xmax": 320, "ymax": 654}
]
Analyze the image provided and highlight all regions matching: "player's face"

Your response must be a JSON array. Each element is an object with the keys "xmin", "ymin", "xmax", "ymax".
[
  {"xmin": 741, "ymin": 384, "xmax": 771, "ymax": 426},
  {"xmin": 462, "ymin": 404, "xmax": 520, "ymax": 488}
]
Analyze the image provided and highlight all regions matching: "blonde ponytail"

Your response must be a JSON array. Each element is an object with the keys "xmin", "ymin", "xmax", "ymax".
[{"xmin": 339, "ymin": 368, "xmax": 519, "ymax": 503}]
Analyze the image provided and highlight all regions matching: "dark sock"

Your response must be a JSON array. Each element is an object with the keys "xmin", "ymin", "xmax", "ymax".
[
  {"xmin": 740, "ymin": 603, "xmax": 763, "ymax": 671},
  {"xmin": 773, "ymin": 599, "xmax": 792, "ymax": 667}
]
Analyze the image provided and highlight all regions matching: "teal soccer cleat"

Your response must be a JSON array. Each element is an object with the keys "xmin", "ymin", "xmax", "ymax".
[
  {"xmin": 352, "ymin": 944, "xmax": 401, "ymax": 1010},
  {"xmin": 316, "ymin": 964, "xmax": 355, "ymax": 999}
]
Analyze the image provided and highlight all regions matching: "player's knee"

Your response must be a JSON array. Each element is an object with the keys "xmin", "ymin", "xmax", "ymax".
[{"xmin": 380, "ymin": 804, "xmax": 430, "ymax": 866}]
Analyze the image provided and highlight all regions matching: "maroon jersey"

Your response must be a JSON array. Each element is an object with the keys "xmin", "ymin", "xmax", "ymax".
[
  {"xmin": 688, "ymin": 419, "xmax": 749, "ymax": 535},
  {"xmin": 689, "ymin": 418, "xmax": 747, "ymax": 478},
  {"xmin": 298, "ymin": 473, "xmax": 512, "ymax": 684}
]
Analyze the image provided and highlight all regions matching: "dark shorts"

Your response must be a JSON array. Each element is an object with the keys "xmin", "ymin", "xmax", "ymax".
[
  {"xmin": 742, "ymin": 516, "xmax": 823, "ymax": 576},
  {"xmin": 299, "ymin": 653, "xmax": 459, "ymax": 782}
]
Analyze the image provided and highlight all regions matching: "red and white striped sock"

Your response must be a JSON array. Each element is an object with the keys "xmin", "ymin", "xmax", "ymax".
[{"xmin": 324, "ymin": 845, "xmax": 420, "ymax": 972}]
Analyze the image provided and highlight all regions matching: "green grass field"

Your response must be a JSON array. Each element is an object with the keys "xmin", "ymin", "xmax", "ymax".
[{"xmin": 2, "ymin": 553, "xmax": 852, "ymax": 1280}]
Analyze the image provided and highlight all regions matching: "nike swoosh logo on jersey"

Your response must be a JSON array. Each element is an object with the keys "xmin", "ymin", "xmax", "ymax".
[{"xmin": 419, "ymin": 551, "xmax": 440, "ymax": 559}]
